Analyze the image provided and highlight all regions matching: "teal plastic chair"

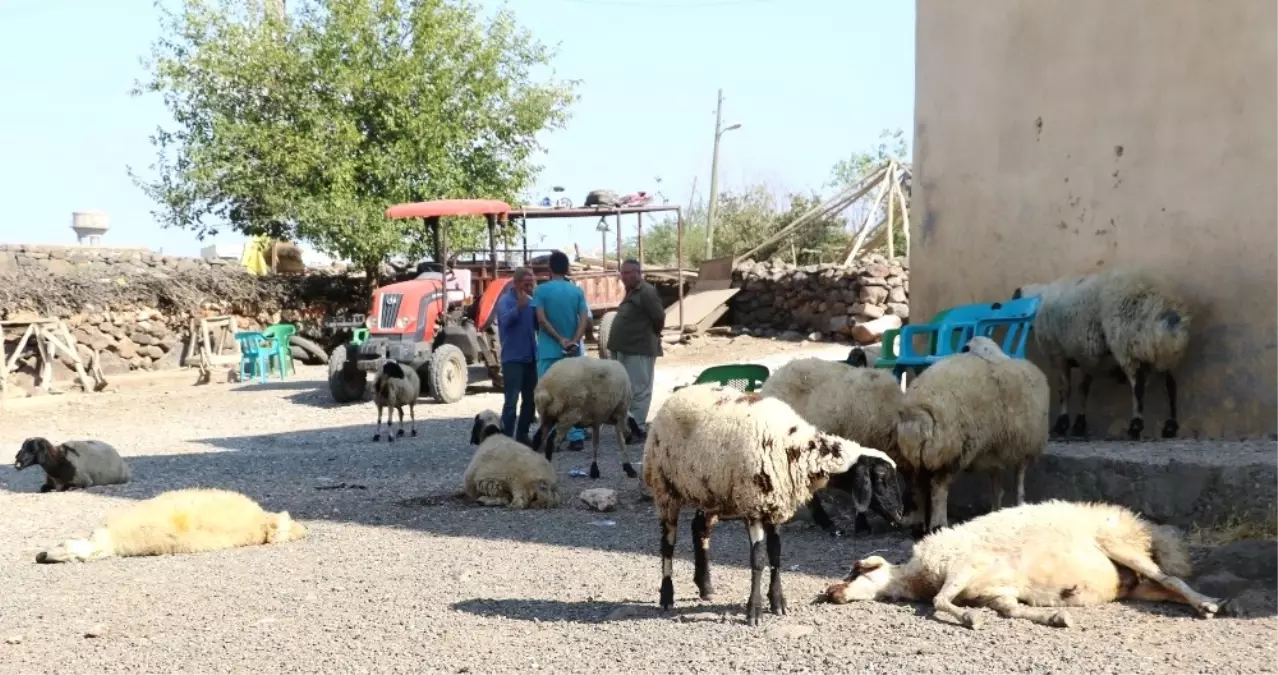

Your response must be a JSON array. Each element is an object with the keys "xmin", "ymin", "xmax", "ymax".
[
  {"xmin": 874, "ymin": 306, "xmax": 953, "ymax": 372},
  {"xmin": 691, "ymin": 363, "xmax": 771, "ymax": 392},
  {"xmin": 234, "ymin": 331, "xmax": 277, "ymax": 383},
  {"xmin": 261, "ymin": 323, "xmax": 297, "ymax": 376},
  {"xmin": 892, "ymin": 296, "xmax": 1042, "ymax": 383}
]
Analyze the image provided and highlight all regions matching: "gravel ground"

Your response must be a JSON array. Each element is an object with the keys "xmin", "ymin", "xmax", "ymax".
[{"xmin": 1, "ymin": 341, "xmax": 1275, "ymax": 675}]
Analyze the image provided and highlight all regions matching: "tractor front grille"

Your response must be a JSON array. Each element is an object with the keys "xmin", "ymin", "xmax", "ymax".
[{"xmin": 378, "ymin": 293, "xmax": 404, "ymax": 330}]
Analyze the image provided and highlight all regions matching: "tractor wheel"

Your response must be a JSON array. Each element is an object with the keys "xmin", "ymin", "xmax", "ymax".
[
  {"xmin": 596, "ymin": 311, "xmax": 618, "ymax": 360},
  {"xmin": 327, "ymin": 344, "xmax": 366, "ymax": 403},
  {"xmin": 428, "ymin": 344, "xmax": 468, "ymax": 404}
]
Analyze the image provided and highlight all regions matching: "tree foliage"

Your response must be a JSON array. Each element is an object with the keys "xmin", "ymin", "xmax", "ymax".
[{"xmin": 130, "ymin": 0, "xmax": 578, "ymax": 277}]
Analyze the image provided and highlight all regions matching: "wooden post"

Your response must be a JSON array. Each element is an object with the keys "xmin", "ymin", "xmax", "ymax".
[
  {"xmin": 676, "ymin": 210, "xmax": 685, "ymax": 331},
  {"xmin": 636, "ymin": 212, "xmax": 644, "ymax": 266},
  {"xmin": 885, "ymin": 163, "xmax": 896, "ymax": 259},
  {"xmin": 892, "ymin": 175, "xmax": 912, "ymax": 258}
]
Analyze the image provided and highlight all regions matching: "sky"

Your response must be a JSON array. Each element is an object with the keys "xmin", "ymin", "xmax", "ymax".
[{"xmin": 0, "ymin": 0, "xmax": 915, "ymax": 261}]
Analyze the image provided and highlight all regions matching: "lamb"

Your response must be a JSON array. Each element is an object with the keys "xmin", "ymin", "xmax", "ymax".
[
  {"xmin": 642, "ymin": 383, "xmax": 902, "ymax": 626},
  {"xmin": 463, "ymin": 410, "xmax": 561, "ymax": 509},
  {"xmin": 14, "ymin": 437, "xmax": 132, "ymax": 492},
  {"xmin": 759, "ymin": 356, "xmax": 908, "ymax": 537},
  {"xmin": 35, "ymin": 487, "xmax": 308, "ymax": 563},
  {"xmin": 820, "ymin": 499, "xmax": 1222, "ymax": 629},
  {"xmin": 896, "ymin": 335, "xmax": 1050, "ymax": 534},
  {"xmin": 532, "ymin": 356, "xmax": 637, "ymax": 479},
  {"xmin": 373, "ymin": 361, "xmax": 420, "ymax": 442},
  {"xmin": 1012, "ymin": 266, "xmax": 1192, "ymax": 440}
]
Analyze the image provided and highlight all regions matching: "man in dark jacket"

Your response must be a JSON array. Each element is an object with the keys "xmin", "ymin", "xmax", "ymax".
[{"xmin": 606, "ymin": 259, "xmax": 665, "ymax": 444}]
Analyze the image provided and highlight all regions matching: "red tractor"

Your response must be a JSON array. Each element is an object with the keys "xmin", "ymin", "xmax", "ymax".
[{"xmin": 327, "ymin": 199, "xmax": 516, "ymax": 405}]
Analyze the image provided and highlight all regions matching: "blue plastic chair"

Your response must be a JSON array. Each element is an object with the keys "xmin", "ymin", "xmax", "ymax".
[
  {"xmin": 234, "ymin": 331, "xmax": 277, "ymax": 384},
  {"xmin": 892, "ymin": 296, "xmax": 1041, "ymax": 382}
]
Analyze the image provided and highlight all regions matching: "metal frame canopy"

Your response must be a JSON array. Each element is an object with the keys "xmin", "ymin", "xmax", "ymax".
[
  {"xmin": 510, "ymin": 204, "xmax": 682, "ymax": 219},
  {"xmin": 385, "ymin": 199, "xmax": 512, "ymax": 220}
]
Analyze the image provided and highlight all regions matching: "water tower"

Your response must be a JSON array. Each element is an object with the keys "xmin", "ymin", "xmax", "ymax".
[{"xmin": 71, "ymin": 211, "xmax": 109, "ymax": 246}]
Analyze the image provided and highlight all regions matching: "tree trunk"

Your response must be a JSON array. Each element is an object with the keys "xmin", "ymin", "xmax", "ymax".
[{"xmin": 364, "ymin": 261, "xmax": 381, "ymax": 300}]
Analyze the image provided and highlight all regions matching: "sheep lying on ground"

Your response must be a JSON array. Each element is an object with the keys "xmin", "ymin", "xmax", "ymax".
[
  {"xmin": 820, "ymin": 499, "xmax": 1222, "ymax": 629},
  {"xmin": 36, "ymin": 487, "xmax": 308, "ymax": 563},
  {"xmin": 1012, "ymin": 266, "xmax": 1192, "ymax": 440},
  {"xmin": 896, "ymin": 336, "xmax": 1050, "ymax": 534},
  {"xmin": 373, "ymin": 361, "xmax": 420, "ymax": 442},
  {"xmin": 759, "ymin": 356, "xmax": 908, "ymax": 537},
  {"xmin": 463, "ymin": 410, "xmax": 560, "ymax": 509},
  {"xmin": 533, "ymin": 356, "xmax": 637, "ymax": 479},
  {"xmin": 643, "ymin": 383, "xmax": 902, "ymax": 626},
  {"xmin": 14, "ymin": 437, "xmax": 131, "ymax": 492}
]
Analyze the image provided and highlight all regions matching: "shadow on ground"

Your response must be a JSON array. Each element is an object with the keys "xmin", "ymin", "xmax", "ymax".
[
  {"xmin": 451, "ymin": 598, "xmax": 748, "ymax": 624},
  {"xmin": 3, "ymin": 415, "xmax": 1269, "ymax": 621}
]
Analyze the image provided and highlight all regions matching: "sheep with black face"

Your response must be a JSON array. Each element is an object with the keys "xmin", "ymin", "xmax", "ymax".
[{"xmin": 14, "ymin": 437, "xmax": 131, "ymax": 493}]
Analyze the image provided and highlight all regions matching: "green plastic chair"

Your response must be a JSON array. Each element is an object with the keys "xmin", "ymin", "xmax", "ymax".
[
  {"xmin": 351, "ymin": 328, "xmax": 369, "ymax": 345},
  {"xmin": 691, "ymin": 363, "xmax": 771, "ymax": 392},
  {"xmin": 261, "ymin": 323, "xmax": 297, "ymax": 377},
  {"xmin": 873, "ymin": 307, "xmax": 953, "ymax": 372}
]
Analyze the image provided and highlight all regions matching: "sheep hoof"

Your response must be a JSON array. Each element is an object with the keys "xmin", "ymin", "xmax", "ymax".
[
  {"xmin": 1049, "ymin": 610, "xmax": 1074, "ymax": 628},
  {"xmin": 769, "ymin": 592, "xmax": 787, "ymax": 616},
  {"xmin": 1051, "ymin": 414, "xmax": 1071, "ymax": 437},
  {"xmin": 961, "ymin": 610, "xmax": 983, "ymax": 629},
  {"xmin": 696, "ymin": 583, "xmax": 714, "ymax": 600},
  {"xmin": 826, "ymin": 528, "xmax": 845, "ymax": 538},
  {"xmin": 396, "ymin": 429, "xmax": 405, "ymax": 438},
  {"xmin": 1127, "ymin": 417, "xmax": 1144, "ymax": 440},
  {"xmin": 410, "ymin": 429, "xmax": 418, "ymax": 437},
  {"xmin": 589, "ymin": 462, "xmax": 601, "ymax": 480},
  {"xmin": 1161, "ymin": 419, "xmax": 1179, "ymax": 439},
  {"xmin": 621, "ymin": 462, "xmax": 638, "ymax": 478},
  {"xmin": 659, "ymin": 578, "xmax": 675, "ymax": 611},
  {"xmin": 372, "ymin": 434, "xmax": 381, "ymax": 442},
  {"xmin": 745, "ymin": 601, "xmax": 762, "ymax": 627},
  {"xmin": 386, "ymin": 435, "xmax": 395, "ymax": 443},
  {"xmin": 1197, "ymin": 598, "xmax": 1221, "ymax": 617},
  {"xmin": 1070, "ymin": 414, "xmax": 1088, "ymax": 438}
]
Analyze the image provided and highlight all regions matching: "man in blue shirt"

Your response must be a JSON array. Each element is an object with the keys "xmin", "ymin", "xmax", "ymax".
[
  {"xmin": 531, "ymin": 250, "xmax": 589, "ymax": 451},
  {"xmin": 494, "ymin": 267, "xmax": 538, "ymax": 444}
]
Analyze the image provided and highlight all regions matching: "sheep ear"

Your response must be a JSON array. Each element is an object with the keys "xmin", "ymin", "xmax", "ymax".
[
  {"xmin": 470, "ymin": 416, "xmax": 483, "ymax": 445},
  {"xmin": 855, "ymin": 556, "xmax": 886, "ymax": 572},
  {"xmin": 1011, "ymin": 287, "xmax": 1023, "ymax": 300},
  {"xmin": 850, "ymin": 460, "xmax": 873, "ymax": 513}
]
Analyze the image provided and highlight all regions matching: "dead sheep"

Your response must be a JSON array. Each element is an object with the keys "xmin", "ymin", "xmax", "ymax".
[
  {"xmin": 821, "ymin": 499, "xmax": 1222, "ymax": 629},
  {"xmin": 35, "ymin": 487, "xmax": 308, "ymax": 564},
  {"xmin": 759, "ymin": 356, "xmax": 908, "ymax": 537},
  {"xmin": 1012, "ymin": 266, "xmax": 1192, "ymax": 440},
  {"xmin": 532, "ymin": 356, "xmax": 637, "ymax": 480},
  {"xmin": 643, "ymin": 383, "xmax": 902, "ymax": 626},
  {"xmin": 14, "ymin": 438, "xmax": 131, "ymax": 493},
  {"xmin": 463, "ymin": 410, "xmax": 561, "ymax": 509},
  {"xmin": 896, "ymin": 336, "xmax": 1051, "ymax": 534},
  {"xmin": 373, "ymin": 361, "xmax": 420, "ymax": 442}
]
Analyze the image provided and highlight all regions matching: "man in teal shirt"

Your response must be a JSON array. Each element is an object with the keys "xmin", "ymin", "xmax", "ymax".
[{"xmin": 531, "ymin": 250, "xmax": 588, "ymax": 451}]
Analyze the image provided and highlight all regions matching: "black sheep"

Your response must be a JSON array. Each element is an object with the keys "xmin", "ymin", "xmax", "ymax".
[
  {"xmin": 14, "ymin": 437, "xmax": 132, "ymax": 492},
  {"xmin": 372, "ymin": 361, "xmax": 421, "ymax": 442}
]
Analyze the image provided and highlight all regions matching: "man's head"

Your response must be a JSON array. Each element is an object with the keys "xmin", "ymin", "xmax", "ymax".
[
  {"xmin": 548, "ymin": 250, "xmax": 570, "ymax": 277},
  {"xmin": 512, "ymin": 266, "xmax": 535, "ymax": 295},
  {"xmin": 620, "ymin": 259, "xmax": 642, "ymax": 291}
]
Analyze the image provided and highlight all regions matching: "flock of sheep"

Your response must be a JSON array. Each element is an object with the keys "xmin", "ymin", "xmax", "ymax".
[{"xmin": 11, "ymin": 265, "xmax": 1218, "ymax": 633}]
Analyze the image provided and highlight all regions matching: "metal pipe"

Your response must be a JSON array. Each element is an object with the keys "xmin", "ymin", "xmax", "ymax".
[
  {"xmin": 677, "ymin": 208, "xmax": 684, "ymax": 332},
  {"xmin": 636, "ymin": 212, "xmax": 644, "ymax": 266},
  {"xmin": 615, "ymin": 210, "xmax": 622, "ymax": 270}
]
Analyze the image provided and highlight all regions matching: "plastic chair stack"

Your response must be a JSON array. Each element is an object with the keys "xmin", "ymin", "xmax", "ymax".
[{"xmin": 261, "ymin": 323, "xmax": 297, "ymax": 376}]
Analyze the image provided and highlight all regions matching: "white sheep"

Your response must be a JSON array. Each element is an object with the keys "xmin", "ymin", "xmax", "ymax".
[
  {"xmin": 759, "ymin": 356, "xmax": 908, "ymax": 537},
  {"xmin": 820, "ymin": 499, "xmax": 1222, "ymax": 629},
  {"xmin": 463, "ymin": 410, "xmax": 561, "ymax": 509},
  {"xmin": 896, "ymin": 335, "xmax": 1051, "ymax": 534},
  {"xmin": 532, "ymin": 356, "xmax": 637, "ymax": 479},
  {"xmin": 14, "ymin": 437, "xmax": 131, "ymax": 492},
  {"xmin": 373, "ymin": 361, "xmax": 420, "ymax": 442},
  {"xmin": 36, "ymin": 487, "xmax": 308, "ymax": 563},
  {"xmin": 642, "ymin": 383, "xmax": 902, "ymax": 626},
  {"xmin": 1012, "ymin": 266, "xmax": 1192, "ymax": 440}
]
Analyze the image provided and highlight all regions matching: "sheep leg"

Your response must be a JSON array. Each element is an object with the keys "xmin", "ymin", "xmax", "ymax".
[
  {"xmin": 1102, "ymin": 547, "xmax": 1221, "ymax": 617},
  {"xmin": 658, "ymin": 507, "xmax": 680, "ymax": 612},
  {"xmin": 395, "ymin": 406, "xmax": 405, "ymax": 438},
  {"xmin": 40, "ymin": 477, "xmax": 55, "ymax": 493},
  {"xmin": 987, "ymin": 470, "xmax": 1004, "ymax": 512},
  {"xmin": 540, "ymin": 418, "xmax": 560, "ymax": 464},
  {"xmin": 744, "ymin": 519, "xmax": 768, "ymax": 626},
  {"xmin": 1126, "ymin": 578, "xmax": 1215, "ymax": 612},
  {"xmin": 926, "ymin": 475, "xmax": 951, "ymax": 533},
  {"xmin": 1161, "ymin": 371, "xmax": 1179, "ymax": 438},
  {"xmin": 1015, "ymin": 460, "xmax": 1029, "ymax": 505},
  {"xmin": 1051, "ymin": 359, "xmax": 1072, "ymax": 438},
  {"xmin": 986, "ymin": 595, "xmax": 1074, "ymax": 628},
  {"xmin": 373, "ymin": 404, "xmax": 384, "ymax": 442},
  {"xmin": 807, "ymin": 494, "xmax": 843, "ymax": 537},
  {"xmin": 614, "ymin": 420, "xmax": 637, "ymax": 478},
  {"xmin": 409, "ymin": 403, "xmax": 418, "ymax": 437},
  {"xmin": 691, "ymin": 510, "xmax": 717, "ymax": 599},
  {"xmin": 931, "ymin": 565, "xmax": 982, "ymax": 628},
  {"xmin": 765, "ymin": 522, "xmax": 786, "ymax": 616},
  {"xmin": 1124, "ymin": 362, "xmax": 1150, "ymax": 440},
  {"xmin": 589, "ymin": 423, "xmax": 602, "ymax": 479},
  {"xmin": 909, "ymin": 470, "xmax": 933, "ymax": 540},
  {"xmin": 1070, "ymin": 373, "xmax": 1093, "ymax": 438}
]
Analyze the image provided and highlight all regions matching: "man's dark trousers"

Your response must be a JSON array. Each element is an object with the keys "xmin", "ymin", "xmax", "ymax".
[{"xmin": 501, "ymin": 360, "xmax": 537, "ymax": 441}]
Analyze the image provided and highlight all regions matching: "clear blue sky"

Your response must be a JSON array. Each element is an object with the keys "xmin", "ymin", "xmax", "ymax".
[{"xmin": 0, "ymin": 0, "xmax": 915, "ymax": 259}]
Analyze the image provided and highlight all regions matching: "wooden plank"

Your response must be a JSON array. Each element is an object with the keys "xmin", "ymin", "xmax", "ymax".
[{"xmin": 663, "ymin": 288, "xmax": 741, "ymax": 331}]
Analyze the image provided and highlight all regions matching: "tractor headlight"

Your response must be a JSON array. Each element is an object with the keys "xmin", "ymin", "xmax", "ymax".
[
  {"xmin": 365, "ymin": 316, "xmax": 376, "ymax": 328},
  {"xmin": 398, "ymin": 316, "xmax": 410, "ymax": 328}
]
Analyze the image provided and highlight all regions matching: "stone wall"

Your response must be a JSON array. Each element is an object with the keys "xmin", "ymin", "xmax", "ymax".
[
  {"xmin": 0, "ymin": 244, "xmax": 367, "ymax": 395},
  {"xmin": 729, "ymin": 254, "xmax": 909, "ymax": 342}
]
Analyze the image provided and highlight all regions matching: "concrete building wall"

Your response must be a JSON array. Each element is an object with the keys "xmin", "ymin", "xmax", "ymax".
[{"xmin": 912, "ymin": 0, "xmax": 1277, "ymax": 439}]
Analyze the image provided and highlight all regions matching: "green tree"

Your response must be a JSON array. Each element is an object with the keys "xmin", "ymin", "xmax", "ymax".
[{"xmin": 130, "ymin": 0, "xmax": 578, "ymax": 283}]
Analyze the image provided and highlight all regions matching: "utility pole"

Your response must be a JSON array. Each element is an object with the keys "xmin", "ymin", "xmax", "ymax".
[{"xmin": 704, "ymin": 88, "xmax": 741, "ymax": 261}]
